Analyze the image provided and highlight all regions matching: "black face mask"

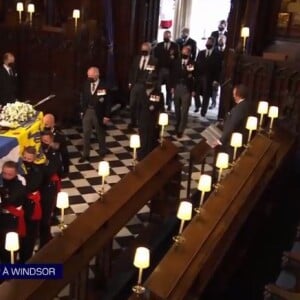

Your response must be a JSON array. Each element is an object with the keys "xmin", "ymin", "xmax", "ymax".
[
  {"xmin": 181, "ymin": 34, "xmax": 188, "ymax": 39},
  {"xmin": 8, "ymin": 62, "xmax": 14, "ymax": 68},
  {"xmin": 23, "ymin": 161, "xmax": 33, "ymax": 170},
  {"xmin": 44, "ymin": 126, "xmax": 52, "ymax": 131},
  {"xmin": 141, "ymin": 50, "xmax": 149, "ymax": 56},
  {"xmin": 218, "ymin": 43, "xmax": 224, "ymax": 48},
  {"xmin": 145, "ymin": 83, "xmax": 154, "ymax": 89},
  {"xmin": 163, "ymin": 38, "xmax": 170, "ymax": 43},
  {"xmin": 181, "ymin": 54, "xmax": 189, "ymax": 59},
  {"xmin": 41, "ymin": 143, "xmax": 49, "ymax": 152},
  {"xmin": 206, "ymin": 44, "xmax": 213, "ymax": 50},
  {"xmin": 218, "ymin": 26, "xmax": 225, "ymax": 31},
  {"xmin": 87, "ymin": 77, "xmax": 96, "ymax": 83}
]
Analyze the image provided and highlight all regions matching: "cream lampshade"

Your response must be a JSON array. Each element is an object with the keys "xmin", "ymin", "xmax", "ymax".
[
  {"xmin": 158, "ymin": 113, "xmax": 168, "ymax": 126},
  {"xmin": 245, "ymin": 116, "xmax": 258, "ymax": 145},
  {"xmin": 257, "ymin": 101, "xmax": 269, "ymax": 130},
  {"xmin": 5, "ymin": 232, "xmax": 19, "ymax": 264},
  {"xmin": 98, "ymin": 161, "xmax": 110, "ymax": 177},
  {"xmin": 241, "ymin": 27, "xmax": 250, "ymax": 38},
  {"xmin": 72, "ymin": 9, "xmax": 80, "ymax": 19},
  {"xmin": 216, "ymin": 152, "xmax": 229, "ymax": 169},
  {"xmin": 230, "ymin": 132, "xmax": 243, "ymax": 163},
  {"xmin": 195, "ymin": 174, "xmax": 212, "ymax": 214},
  {"xmin": 130, "ymin": 134, "xmax": 141, "ymax": 149},
  {"xmin": 56, "ymin": 192, "xmax": 69, "ymax": 230},
  {"xmin": 27, "ymin": 3, "xmax": 35, "ymax": 13},
  {"xmin": 173, "ymin": 201, "xmax": 192, "ymax": 243},
  {"xmin": 16, "ymin": 2, "xmax": 24, "ymax": 12},
  {"xmin": 132, "ymin": 247, "xmax": 150, "ymax": 294},
  {"xmin": 268, "ymin": 106, "xmax": 279, "ymax": 134}
]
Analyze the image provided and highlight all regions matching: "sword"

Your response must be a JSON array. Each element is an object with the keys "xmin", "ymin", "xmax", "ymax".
[{"xmin": 33, "ymin": 94, "xmax": 56, "ymax": 108}]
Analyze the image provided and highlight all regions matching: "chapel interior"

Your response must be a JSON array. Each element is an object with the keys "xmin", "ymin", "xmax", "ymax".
[{"xmin": 0, "ymin": 0, "xmax": 300, "ymax": 300}]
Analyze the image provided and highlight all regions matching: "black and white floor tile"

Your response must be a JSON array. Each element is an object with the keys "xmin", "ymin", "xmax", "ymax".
[{"xmin": 53, "ymin": 105, "xmax": 217, "ymax": 299}]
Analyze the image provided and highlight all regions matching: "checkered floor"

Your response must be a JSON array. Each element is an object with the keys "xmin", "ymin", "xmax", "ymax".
[{"xmin": 53, "ymin": 105, "xmax": 217, "ymax": 299}]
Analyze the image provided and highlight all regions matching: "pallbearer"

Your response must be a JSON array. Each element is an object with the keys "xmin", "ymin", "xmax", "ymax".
[
  {"xmin": 39, "ymin": 131, "xmax": 62, "ymax": 248},
  {"xmin": 137, "ymin": 76, "xmax": 164, "ymax": 160},
  {"xmin": 19, "ymin": 146, "xmax": 44, "ymax": 263},
  {"xmin": 0, "ymin": 161, "xmax": 27, "ymax": 263}
]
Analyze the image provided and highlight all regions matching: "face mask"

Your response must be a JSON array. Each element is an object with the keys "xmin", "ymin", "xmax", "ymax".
[
  {"xmin": 8, "ymin": 62, "xmax": 14, "ymax": 68},
  {"xmin": 163, "ymin": 38, "xmax": 170, "ymax": 43},
  {"xmin": 23, "ymin": 161, "xmax": 33, "ymax": 169},
  {"xmin": 145, "ymin": 83, "xmax": 154, "ymax": 89},
  {"xmin": 87, "ymin": 77, "xmax": 96, "ymax": 83},
  {"xmin": 141, "ymin": 50, "xmax": 149, "ymax": 56},
  {"xmin": 44, "ymin": 126, "xmax": 52, "ymax": 131},
  {"xmin": 218, "ymin": 26, "xmax": 225, "ymax": 31},
  {"xmin": 206, "ymin": 44, "xmax": 213, "ymax": 50},
  {"xmin": 41, "ymin": 143, "xmax": 49, "ymax": 152},
  {"xmin": 181, "ymin": 54, "xmax": 189, "ymax": 59},
  {"xmin": 218, "ymin": 43, "xmax": 224, "ymax": 48},
  {"xmin": 181, "ymin": 34, "xmax": 188, "ymax": 39}
]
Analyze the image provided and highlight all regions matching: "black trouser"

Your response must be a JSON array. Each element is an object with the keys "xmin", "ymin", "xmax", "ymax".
[
  {"xmin": 138, "ymin": 123, "xmax": 159, "ymax": 160},
  {"xmin": 158, "ymin": 68, "xmax": 172, "ymax": 108},
  {"xmin": 0, "ymin": 214, "xmax": 18, "ymax": 263},
  {"xmin": 19, "ymin": 219, "xmax": 39, "ymax": 263},
  {"xmin": 129, "ymin": 83, "xmax": 144, "ymax": 126},
  {"xmin": 196, "ymin": 76, "xmax": 212, "ymax": 117},
  {"xmin": 40, "ymin": 182, "xmax": 57, "ymax": 248}
]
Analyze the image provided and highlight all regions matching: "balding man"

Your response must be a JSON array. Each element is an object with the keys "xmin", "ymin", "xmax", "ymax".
[
  {"xmin": 43, "ymin": 113, "xmax": 69, "ymax": 176},
  {"xmin": 128, "ymin": 42, "xmax": 158, "ymax": 129},
  {"xmin": 176, "ymin": 28, "xmax": 197, "ymax": 61},
  {"xmin": 79, "ymin": 67, "xmax": 111, "ymax": 162},
  {"xmin": 0, "ymin": 52, "xmax": 18, "ymax": 105}
]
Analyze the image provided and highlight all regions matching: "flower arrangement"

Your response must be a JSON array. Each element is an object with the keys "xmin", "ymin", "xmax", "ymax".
[{"xmin": 0, "ymin": 101, "xmax": 36, "ymax": 128}]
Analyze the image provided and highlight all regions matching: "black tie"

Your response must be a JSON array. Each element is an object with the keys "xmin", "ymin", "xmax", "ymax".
[
  {"xmin": 140, "ymin": 57, "xmax": 146, "ymax": 70},
  {"xmin": 9, "ymin": 68, "xmax": 13, "ymax": 76},
  {"xmin": 91, "ymin": 83, "xmax": 96, "ymax": 94}
]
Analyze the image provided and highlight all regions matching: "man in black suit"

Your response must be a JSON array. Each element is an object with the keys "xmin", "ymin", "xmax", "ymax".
[
  {"xmin": 195, "ymin": 37, "xmax": 222, "ymax": 117},
  {"xmin": 211, "ymin": 84, "xmax": 250, "ymax": 148},
  {"xmin": 79, "ymin": 67, "xmax": 111, "ymax": 162},
  {"xmin": 176, "ymin": 28, "xmax": 197, "ymax": 61},
  {"xmin": 0, "ymin": 52, "xmax": 18, "ymax": 105},
  {"xmin": 154, "ymin": 30, "xmax": 179, "ymax": 111},
  {"xmin": 170, "ymin": 46, "xmax": 195, "ymax": 138},
  {"xmin": 128, "ymin": 42, "xmax": 158, "ymax": 129},
  {"xmin": 211, "ymin": 20, "xmax": 228, "ymax": 43}
]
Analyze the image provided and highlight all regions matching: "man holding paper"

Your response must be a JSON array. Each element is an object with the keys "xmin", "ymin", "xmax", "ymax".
[{"xmin": 210, "ymin": 84, "xmax": 250, "ymax": 148}]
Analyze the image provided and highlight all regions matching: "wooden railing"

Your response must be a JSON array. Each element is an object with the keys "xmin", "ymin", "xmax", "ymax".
[
  {"xmin": 128, "ymin": 129, "xmax": 295, "ymax": 300},
  {"xmin": 0, "ymin": 140, "xmax": 182, "ymax": 300}
]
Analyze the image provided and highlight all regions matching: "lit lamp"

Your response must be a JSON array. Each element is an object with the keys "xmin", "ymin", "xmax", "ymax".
[
  {"xmin": 16, "ymin": 2, "xmax": 24, "ymax": 24},
  {"xmin": 173, "ymin": 201, "xmax": 192, "ymax": 244},
  {"xmin": 130, "ymin": 134, "xmax": 140, "ymax": 169},
  {"xmin": 132, "ymin": 247, "xmax": 150, "ymax": 294},
  {"xmin": 158, "ymin": 113, "xmax": 168, "ymax": 146},
  {"xmin": 257, "ymin": 101, "xmax": 269, "ymax": 131},
  {"xmin": 268, "ymin": 106, "xmax": 278, "ymax": 135},
  {"xmin": 245, "ymin": 116, "xmax": 258, "ymax": 146},
  {"xmin": 241, "ymin": 26, "xmax": 250, "ymax": 53},
  {"xmin": 72, "ymin": 9, "xmax": 80, "ymax": 31},
  {"xmin": 27, "ymin": 3, "xmax": 35, "ymax": 26},
  {"xmin": 98, "ymin": 161, "xmax": 110, "ymax": 200},
  {"xmin": 194, "ymin": 174, "xmax": 212, "ymax": 214},
  {"xmin": 56, "ymin": 191, "xmax": 69, "ymax": 231},
  {"xmin": 215, "ymin": 152, "xmax": 229, "ymax": 188},
  {"xmin": 5, "ymin": 232, "xmax": 19, "ymax": 264},
  {"xmin": 230, "ymin": 132, "xmax": 243, "ymax": 165}
]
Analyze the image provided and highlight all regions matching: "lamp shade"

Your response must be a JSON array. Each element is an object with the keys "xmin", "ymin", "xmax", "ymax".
[
  {"xmin": 98, "ymin": 161, "xmax": 110, "ymax": 177},
  {"xmin": 230, "ymin": 132, "xmax": 243, "ymax": 148},
  {"xmin": 130, "ymin": 134, "xmax": 141, "ymax": 148},
  {"xmin": 5, "ymin": 232, "xmax": 19, "ymax": 252},
  {"xmin": 216, "ymin": 152, "xmax": 229, "ymax": 169},
  {"xmin": 56, "ymin": 192, "xmax": 69, "ymax": 209},
  {"xmin": 241, "ymin": 26, "xmax": 250, "ymax": 38},
  {"xmin": 198, "ymin": 174, "xmax": 212, "ymax": 192},
  {"xmin": 27, "ymin": 3, "xmax": 35, "ymax": 13},
  {"xmin": 158, "ymin": 113, "xmax": 168, "ymax": 126},
  {"xmin": 268, "ymin": 106, "xmax": 278, "ymax": 118},
  {"xmin": 133, "ymin": 247, "xmax": 150, "ymax": 269},
  {"xmin": 246, "ymin": 116, "xmax": 258, "ymax": 130},
  {"xmin": 72, "ymin": 9, "xmax": 80, "ymax": 19},
  {"xmin": 16, "ymin": 2, "xmax": 24, "ymax": 12},
  {"xmin": 257, "ymin": 101, "xmax": 269, "ymax": 114},
  {"xmin": 177, "ymin": 201, "xmax": 192, "ymax": 221}
]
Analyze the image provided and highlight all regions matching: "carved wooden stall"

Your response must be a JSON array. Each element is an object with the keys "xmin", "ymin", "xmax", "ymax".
[
  {"xmin": 127, "ymin": 129, "xmax": 295, "ymax": 300},
  {"xmin": 0, "ymin": 140, "xmax": 182, "ymax": 300}
]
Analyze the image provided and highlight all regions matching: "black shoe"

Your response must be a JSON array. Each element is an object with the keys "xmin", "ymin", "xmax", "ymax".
[
  {"xmin": 99, "ymin": 149, "xmax": 109, "ymax": 158},
  {"xmin": 194, "ymin": 108, "xmax": 199, "ymax": 113},
  {"xmin": 79, "ymin": 156, "xmax": 89, "ymax": 163}
]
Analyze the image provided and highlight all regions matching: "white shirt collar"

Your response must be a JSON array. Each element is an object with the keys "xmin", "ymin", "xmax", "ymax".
[
  {"xmin": 3, "ymin": 64, "xmax": 10, "ymax": 73},
  {"xmin": 236, "ymin": 98, "xmax": 245, "ymax": 104}
]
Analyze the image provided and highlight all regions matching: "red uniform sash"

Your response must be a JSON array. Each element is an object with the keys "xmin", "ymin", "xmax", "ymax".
[{"xmin": 27, "ymin": 191, "xmax": 42, "ymax": 221}]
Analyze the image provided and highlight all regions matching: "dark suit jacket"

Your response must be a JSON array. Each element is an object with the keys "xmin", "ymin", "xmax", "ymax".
[
  {"xmin": 0, "ymin": 65, "xmax": 18, "ymax": 105},
  {"xmin": 211, "ymin": 30, "xmax": 228, "ymax": 42},
  {"xmin": 176, "ymin": 37, "xmax": 197, "ymax": 60},
  {"xmin": 153, "ymin": 41, "xmax": 180, "ymax": 69},
  {"xmin": 53, "ymin": 127, "xmax": 70, "ymax": 175},
  {"xmin": 128, "ymin": 55, "xmax": 158, "ymax": 85},
  {"xmin": 220, "ymin": 99, "xmax": 250, "ymax": 145},
  {"xmin": 170, "ymin": 58, "xmax": 195, "ymax": 92},
  {"xmin": 80, "ymin": 80, "xmax": 111, "ymax": 121}
]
